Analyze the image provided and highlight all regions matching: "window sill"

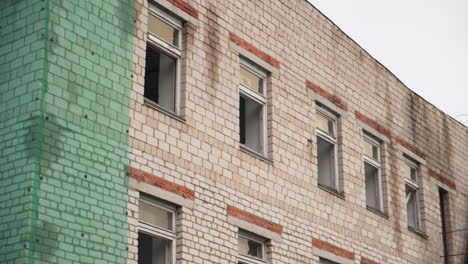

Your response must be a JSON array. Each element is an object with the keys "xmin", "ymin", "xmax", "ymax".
[
  {"xmin": 240, "ymin": 145, "xmax": 273, "ymax": 164},
  {"xmin": 408, "ymin": 226, "xmax": 428, "ymax": 239},
  {"xmin": 144, "ymin": 98, "xmax": 186, "ymax": 123},
  {"xmin": 366, "ymin": 206, "xmax": 389, "ymax": 220},
  {"xmin": 318, "ymin": 184, "xmax": 345, "ymax": 199}
]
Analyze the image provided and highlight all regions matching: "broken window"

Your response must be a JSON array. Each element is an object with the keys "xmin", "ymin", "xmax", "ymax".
[
  {"xmin": 404, "ymin": 158, "xmax": 421, "ymax": 230},
  {"xmin": 363, "ymin": 134, "xmax": 383, "ymax": 212},
  {"xmin": 138, "ymin": 194, "xmax": 176, "ymax": 264},
  {"xmin": 239, "ymin": 58, "xmax": 268, "ymax": 156},
  {"xmin": 316, "ymin": 106, "xmax": 338, "ymax": 190},
  {"xmin": 238, "ymin": 230, "xmax": 268, "ymax": 264},
  {"xmin": 144, "ymin": 6, "xmax": 182, "ymax": 114}
]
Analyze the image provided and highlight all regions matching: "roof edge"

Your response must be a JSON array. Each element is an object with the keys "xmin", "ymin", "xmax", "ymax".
[{"xmin": 302, "ymin": 0, "xmax": 467, "ymax": 130}]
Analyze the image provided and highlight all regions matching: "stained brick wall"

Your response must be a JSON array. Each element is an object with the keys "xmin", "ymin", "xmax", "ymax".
[
  {"xmin": 29, "ymin": 0, "xmax": 135, "ymax": 263},
  {"xmin": 0, "ymin": 1, "xmax": 46, "ymax": 263},
  {"xmin": 1, "ymin": 0, "xmax": 135, "ymax": 263},
  {"xmin": 3, "ymin": 0, "xmax": 467, "ymax": 263},
  {"xmin": 128, "ymin": 0, "xmax": 468, "ymax": 264}
]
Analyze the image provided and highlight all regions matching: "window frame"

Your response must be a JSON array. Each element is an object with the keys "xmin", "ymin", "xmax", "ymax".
[
  {"xmin": 145, "ymin": 5, "xmax": 183, "ymax": 115},
  {"xmin": 404, "ymin": 158, "xmax": 421, "ymax": 230},
  {"xmin": 239, "ymin": 58, "xmax": 268, "ymax": 156},
  {"xmin": 363, "ymin": 134, "xmax": 384, "ymax": 212},
  {"xmin": 237, "ymin": 230, "xmax": 267, "ymax": 264},
  {"xmin": 316, "ymin": 105, "xmax": 339, "ymax": 191},
  {"xmin": 138, "ymin": 195, "xmax": 177, "ymax": 264}
]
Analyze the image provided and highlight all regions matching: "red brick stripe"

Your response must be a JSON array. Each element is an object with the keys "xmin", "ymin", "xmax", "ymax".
[
  {"xmin": 395, "ymin": 136, "xmax": 427, "ymax": 159},
  {"xmin": 227, "ymin": 205, "xmax": 283, "ymax": 233},
  {"xmin": 361, "ymin": 256, "xmax": 380, "ymax": 264},
  {"xmin": 428, "ymin": 169, "xmax": 456, "ymax": 190},
  {"xmin": 306, "ymin": 80, "xmax": 348, "ymax": 111},
  {"xmin": 229, "ymin": 32, "xmax": 280, "ymax": 69},
  {"xmin": 167, "ymin": 0, "xmax": 199, "ymax": 19},
  {"xmin": 312, "ymin": 238, "xmax": 354, "ymax": 260},
  {"xmin": 129, "ymin": 167, "xmax": 195, "ymax": 200},
  {"xmin": 355, "ymin": 111, "xmax": 391, "ymax": 138}
]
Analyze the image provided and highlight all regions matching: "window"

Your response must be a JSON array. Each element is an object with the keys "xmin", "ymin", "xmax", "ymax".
[
  {"xmin": 138, "ymin": 195, "xmax": 176, "ymax": 264},
  {"xmin": 319, "ymin": 258, "xmax": 339, "ymax": 264},
  {"xmin": 363, "ymin": 134, "xmax": 383, "ymax": 212},
  {"xmin": 316, "ymin": 105, "xmax": 338, "ymax": 190},
  {"xmin": 239, "ymin": 58, "xmax": 268, "ymax": 156},
  {"xmin": 144, "ymin": 6, "xmax": 182, "ymax": 114},
  {"xmin": 238, "ymin": 230, "xmax": 268, "ymax": 264},
  {"xmin": 404, "ymin": 158, "xmax": 421, "ymax": 230}
]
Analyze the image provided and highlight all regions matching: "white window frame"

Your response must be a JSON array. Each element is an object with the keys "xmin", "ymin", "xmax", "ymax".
[
  {"xmin": 238, "ymin": 231, "xmax": 267, "ymax": 264},
  {"xmin": 145, "ymin": 5, "xmax": 183, "ymax": 115},
  {"xmin": 316, "ymin": 105, "xmax": 339, "ymax": 191},
  {"xmin": 138, "ymin": 195, "xmax": 177, "ymax": 264},
  {"xmin": 239, "ymin": 58, "xmax": 268, "ymax": 156},
  {"xmin": 404, "ymin": 158, "xmax": 421, "ymax": 230},
  {"xmin": 363, "ymin": 134, "xmax": 384, "ymax": 212}
]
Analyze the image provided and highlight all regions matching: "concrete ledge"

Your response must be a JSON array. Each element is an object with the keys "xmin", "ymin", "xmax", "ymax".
[
  {"xmin": 312, "ymin": 247, "xmax": 354, "ymax": 264},
  {"xmin": 395, "ymin": 136, "xmax": 427, "ymax": 162},
  {"xmin": 315, "ymin": 94, "xmax": 346, "ymax": 116},
  {"xmin": 428, "ymin": 169, "xmax": 456, "ymax": 190},
  {"xmin": 397, "ymin": 144, "xmax": 427, "ymax": 165},
  {"xmin": 229, "ymin": 39, "xmax": 279, "ymax": 75},
  {"xmin": 129, "ymin": 167, "xmax": 195, "ymax": 200},
  {"xmin": 355, "ymin": 111, "xmax": 391, "ymax": 142},
  {"xmin": 361, "ymin": 256, "xmax": 380, "ymax": 264},
  {"xmin": 312, "ymin": 238, "xmax": 355, "ymax": 263},
  {"xmin": 307, "ymin": 80, "xmax": 348, "ymax": 113},
  {"xmin": 130, "ymin": 178, "xmax": 194, "ymax": 209},
  {"xmin": 227, "ymin": 215, "xmax": 282, "ymax": 242},
  {"xmin": 151, "ymin": 0, "xmax": 199, "ymax": 26},
  {"xmin": 357, "ymin": 120, "xmax": 390, "ymax": 143}
]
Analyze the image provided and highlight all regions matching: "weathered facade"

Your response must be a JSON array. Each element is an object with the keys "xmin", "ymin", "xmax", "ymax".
[{"xmin": 1, "ymin": 0, "xmax": 467, "ymax": 263}]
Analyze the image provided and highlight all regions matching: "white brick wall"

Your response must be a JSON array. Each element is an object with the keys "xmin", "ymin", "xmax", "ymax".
[{"xmin": 127, "ymin": 0, "xmax": 468, "ymax": 263}]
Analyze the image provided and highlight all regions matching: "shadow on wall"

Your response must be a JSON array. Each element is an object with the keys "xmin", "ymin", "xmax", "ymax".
[
  {"xmin": 116, "ymin": 0, "xmax": 135, "ymax": 49},
  {"xmin": 35, "ymin": 221, "xmax": 59, "ymax": 262},
  {"xmin": 24, "ymin": 112, "xmax": 70, "ymax": 261},
  {"xmin": 388, "ymin": 139, "xmax": 403, "ymax": 257},
  {"xmin": 204, "ymin": 2, "xmax": 222, "ymax": 104}
]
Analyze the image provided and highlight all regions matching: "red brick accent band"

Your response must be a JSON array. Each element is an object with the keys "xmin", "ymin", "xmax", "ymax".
[
  {"xmin": 395, "ymin": 136, "xmax": 427, "ymax": 159},
  {"xmin": 312, "ymin": 238, "xmax": 354, "ymax": 260},
  {"xmin": 129, "ymin": 167, "xmax": 195, "ymax": 200},
  {"xmin": 355, "ymin": 111, "xmax": 391, "ymax": 138},
  {"xmin": 428, "ymin": 169, "xmax": 456, "ymax": 190},
  {"xmin": 229, "ymin": 32, "xmax": 280, "ymax": 69},
  {"xmin": 306, "ymin": 80, "xmax": 348, "ymax": 111},
  {"xmin": 227, "ymin": 205, "xmax": 283, "ymax": 233},
  {"xmin": 361, "ymin": 256, "xmax": 380, "ymax": 264},
  {"xmin": 167, "ymin": 0, "xmax": 199, "ymax": 19}
]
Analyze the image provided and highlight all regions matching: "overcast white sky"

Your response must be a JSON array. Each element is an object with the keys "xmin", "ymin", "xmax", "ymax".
[{"xmin": 307, "ymin": 0, "xmax": 468, "ymax": 124}]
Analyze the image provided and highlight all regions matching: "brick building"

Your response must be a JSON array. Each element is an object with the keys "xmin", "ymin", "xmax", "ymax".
[{"xmin": 1, "ymin": 0, "xmax": 467, "ymax": 263}]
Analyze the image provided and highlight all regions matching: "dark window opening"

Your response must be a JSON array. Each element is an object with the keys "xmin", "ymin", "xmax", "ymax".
[
  {"xmin": 138, "ymin": 232, "xmax": 172, "ymax": 264},
  {"xmin": 239, "ymin": 95, "xmax": 263, "ymax": 154},
  {"xmin": 365, "ymin": 162, "xmax": 381, "ymax": 211},
  {"xmin": 144, "ymin": 44, "xmax": 176, "ymax": 112},
  {"xmin": 317, "ymin": 136, "xmax": 336, "ymax": 189},
  {"xmin": 240, "ymin": 96, "xmax": 246, "ymax": 144}
]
